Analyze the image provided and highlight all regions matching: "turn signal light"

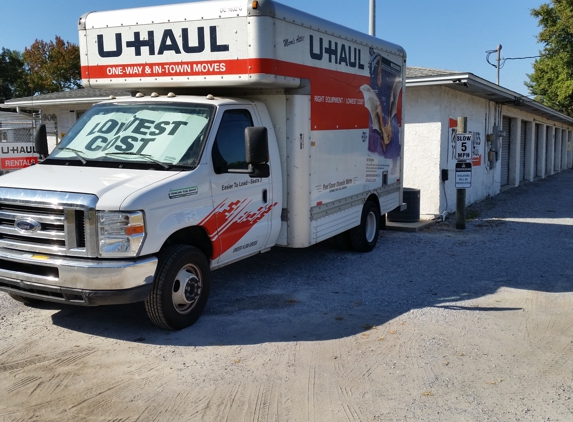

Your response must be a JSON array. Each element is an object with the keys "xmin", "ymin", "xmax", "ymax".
[{"xmin": 125, "ymin": 225, "xmax": 145, "ymax": 236}]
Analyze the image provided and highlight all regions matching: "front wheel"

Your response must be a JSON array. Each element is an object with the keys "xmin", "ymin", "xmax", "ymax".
[
  {"xmin": 349, "ymin": 201, "xmax": 380, "ymax": 252},
  {"xmin": 145, "ymin": 245, "xmax": 211, "ymax": 330}
]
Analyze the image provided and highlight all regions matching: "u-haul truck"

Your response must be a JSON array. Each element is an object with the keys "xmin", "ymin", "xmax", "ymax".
[{"xmin": 0, "ymin": 0, "xmax": 405, "ymax": 330}]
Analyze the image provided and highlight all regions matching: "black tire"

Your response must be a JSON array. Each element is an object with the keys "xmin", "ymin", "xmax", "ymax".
[
  {"xmin": 145, "ymin": 245, "xmax": 211, "ymax": 330},
  {"xmin": 349, "ymin": 201, "xmax": 380, "ymax": 252},
  {"xmin": 380, "ymin": 213, "xmax": 387, "ymax": 231},
  {"xmin": 7, "ymin": 292, "xmax": 41, "ymax": 305}
]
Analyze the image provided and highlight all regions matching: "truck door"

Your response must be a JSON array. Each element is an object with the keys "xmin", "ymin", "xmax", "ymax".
[{"xmin": 205, "ymin": 106, "xmax": 274, "ymax": 264}]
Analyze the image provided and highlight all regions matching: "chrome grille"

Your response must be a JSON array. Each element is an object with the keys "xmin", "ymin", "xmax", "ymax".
[{"xmin": 0, "ymin": 188, "xmax": 98, "ymax": 257}]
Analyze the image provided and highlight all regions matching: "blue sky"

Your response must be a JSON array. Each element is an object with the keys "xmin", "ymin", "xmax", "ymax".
[{"xmin": 0, "ymin": 0, "xmax": 544, "ymax": 96}]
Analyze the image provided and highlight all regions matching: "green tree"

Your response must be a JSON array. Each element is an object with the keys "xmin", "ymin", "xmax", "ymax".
[
  {"xmin": 527, "ymin": 0, "xmax": 573, "ymax": 116},
  {"xmin": 22, "ymin": 36, "xmax": 82, "ymax": 95},
  {"xmin": 0, "ymin": 48, "xmax": 27, "ymax": 102}
]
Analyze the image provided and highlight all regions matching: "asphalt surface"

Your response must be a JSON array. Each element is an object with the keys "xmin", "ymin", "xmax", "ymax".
[{"xmin": 1, "ymin": 170, "xmax": 573, "ymax": 421}]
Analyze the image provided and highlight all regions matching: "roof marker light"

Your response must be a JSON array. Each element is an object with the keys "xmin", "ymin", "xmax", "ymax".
[{"xmin": 252, "ymin": 1, "xmax": 259, "ymax": 9}]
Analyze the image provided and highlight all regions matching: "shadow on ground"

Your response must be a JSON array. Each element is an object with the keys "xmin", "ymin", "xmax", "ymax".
[{"xmin": 43, "ymin": 171, "xmax": 573, "ymax": 346}]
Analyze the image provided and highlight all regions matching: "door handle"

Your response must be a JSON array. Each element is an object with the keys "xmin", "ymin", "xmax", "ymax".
[{"xmin": 262, "ymin": 189, "xmax": 268, "ymax": 203}]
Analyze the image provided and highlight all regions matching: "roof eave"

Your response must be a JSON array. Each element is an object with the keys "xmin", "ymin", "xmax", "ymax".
[
  {"xmin": 406, "ymin": 73, "xmax": 573, "ymax": 126},
  {"xmin": 0, "ymin": 96, "xmax": 130, "ymax": 109},
  {"xmin": 406, "ymin": 73, "xmax": 473, "ymax": 87}
]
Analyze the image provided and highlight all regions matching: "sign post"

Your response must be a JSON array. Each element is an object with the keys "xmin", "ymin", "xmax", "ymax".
[{"xmin": 455, "ymin": 117, "xmax": 469, "ymax": 230}]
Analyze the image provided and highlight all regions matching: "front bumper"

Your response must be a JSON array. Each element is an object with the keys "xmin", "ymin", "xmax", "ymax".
[{"xmin": 0, "ymin": 248, "xmax": 157, "ymax": 306}]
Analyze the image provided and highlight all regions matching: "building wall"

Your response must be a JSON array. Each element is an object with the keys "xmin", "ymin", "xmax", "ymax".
[
  {"xmin": 439, "ymin": 87, "xmax": 497, "ymax": 214},
  {"xmin": 39, "ymin": 107, "xmax": 86, "ymax": 152},
  {"xmin": 403, "ymin": 86, "xmax": 443, "ymax": 217},
  {"xmin": 405, "ymin": 85, "xmax": 573, "ymax": 217},
  {"xmin": 58, "ymin": 109, "xmax": 79, "ymax": 140},
  {"xmin": 36, "ymin": 107, "xmax": 59, "ymax": 152}
]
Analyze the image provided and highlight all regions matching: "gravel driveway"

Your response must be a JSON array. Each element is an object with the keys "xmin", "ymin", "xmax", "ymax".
[{"xmin": 1, "ymin": 171, "xmax": 573, "ymax": 421}]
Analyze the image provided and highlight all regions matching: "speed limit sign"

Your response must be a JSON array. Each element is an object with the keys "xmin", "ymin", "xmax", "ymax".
[{"xmin": 455, "ymin": 133, "xmax": 473, "ymax": 161}]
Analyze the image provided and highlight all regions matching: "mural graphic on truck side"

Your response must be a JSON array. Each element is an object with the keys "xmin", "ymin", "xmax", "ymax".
[{"xmin": 360, "ymin": 48, "xmax": 403, "ymax": 175}]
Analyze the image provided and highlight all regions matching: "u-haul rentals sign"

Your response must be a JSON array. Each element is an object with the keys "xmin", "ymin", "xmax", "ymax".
[{"xmin": 0, "ymin": 142, "xmax": 39, "ymax": 170}]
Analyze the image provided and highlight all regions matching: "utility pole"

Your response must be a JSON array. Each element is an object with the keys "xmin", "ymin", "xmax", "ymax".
[
  {"xmin": 496, "ymin": 44, "xmax": 502, "ymax": 85},
  {"xmin": 369, "ymin": 0, "xmax": 376, "ymax": 36}
]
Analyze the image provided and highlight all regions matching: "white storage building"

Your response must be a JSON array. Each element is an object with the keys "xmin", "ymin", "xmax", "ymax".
[{"xmin": 405, "ymin": 67, "xmax": 573, "ymax": 218}]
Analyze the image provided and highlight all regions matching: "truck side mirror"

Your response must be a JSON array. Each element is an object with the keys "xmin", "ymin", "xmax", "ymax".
[
  {"xmin": 245, "ymin": 127, "xmax": 269, "ymax": 164},
  {"xmin": 34, "ymin": 124, "xmax": 49, "ymax": 159},
  {"xmin": 245, "ymin": 127, "xmax": 270, "ymax": 178}
]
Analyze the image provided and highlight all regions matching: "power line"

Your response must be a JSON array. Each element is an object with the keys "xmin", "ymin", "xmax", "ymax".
[
  {"xmin": 486, "ymin": 49, "xmax": 541, "ymax": 70},
  {"xmin": 504, "ymin": 55, "xmax": 541, "ymax": 61}
]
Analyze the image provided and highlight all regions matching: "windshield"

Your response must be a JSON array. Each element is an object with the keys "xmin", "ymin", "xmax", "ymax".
[{"xmin": 46, "ymin": 102, "xmax": 214, "ymax": 170}]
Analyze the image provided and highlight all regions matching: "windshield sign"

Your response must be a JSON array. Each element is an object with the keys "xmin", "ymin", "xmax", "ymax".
[{"xmin": 49, "ymin": 102, "xmax": 213, "ymax": 169}]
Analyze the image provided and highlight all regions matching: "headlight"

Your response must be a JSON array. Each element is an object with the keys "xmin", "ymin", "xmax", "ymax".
[{"xmin": 97, "ymin": 211, "xmax": 145, "ymax": 257}]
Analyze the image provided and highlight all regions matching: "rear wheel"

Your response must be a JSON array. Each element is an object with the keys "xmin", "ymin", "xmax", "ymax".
[
  {"xmin": 349, "ymin": 201, "xmax": 380, "ymax": 252},
  {"xmin": 145, "ymin": 245, "xmax": 211, "ymax": 330}
]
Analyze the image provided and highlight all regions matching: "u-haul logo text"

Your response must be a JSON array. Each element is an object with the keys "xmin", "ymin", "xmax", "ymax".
[
  {"xmin": 309, "ymin": 35, "xmax": 365, "ymax": 70},
  {"xmin": 97, "ymin": 26, "xmax": 229, "ymax": 58}
]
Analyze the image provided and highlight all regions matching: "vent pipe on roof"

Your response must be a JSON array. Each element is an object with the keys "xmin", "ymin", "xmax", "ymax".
[{"xmin": 369, "ymin": 0, "xmax": 376, "ymax": 36}]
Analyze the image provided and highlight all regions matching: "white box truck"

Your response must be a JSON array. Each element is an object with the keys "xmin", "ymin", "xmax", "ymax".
[{"xmin": 0, "ymin": 0, "xmax": 406, "ymax": 329}]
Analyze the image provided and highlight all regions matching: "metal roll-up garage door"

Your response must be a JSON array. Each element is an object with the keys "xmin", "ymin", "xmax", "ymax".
[
  {"xmin": 533, "ymin": 125, "xmax": 539, "ymax": 178},
  {"xmin": 501, "ymin": 117, "xmax": 511, "ymax": 186},
  {"xmin": 546, "ymin": 127, "xmax": 551, "ymax": 176},
  {"xmin": 554, "ymin": 130, "xmax": 559, "ymax": 172},
  {"xmin": 520, "ymin": 121, "xmax": 526, "ymax": 182}
]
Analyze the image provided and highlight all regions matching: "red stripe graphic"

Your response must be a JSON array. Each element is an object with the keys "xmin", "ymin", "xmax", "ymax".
[
  {"xmin": 199, "ymin": 198, "xmax": 278, "ymax": 259},
  {"xmin": 82, "ymin": 60, "xmax": 249, "ymax": 79},
  {"xmin": 83, "ymin": 58, "xmax": 370, "ymax": 131}
]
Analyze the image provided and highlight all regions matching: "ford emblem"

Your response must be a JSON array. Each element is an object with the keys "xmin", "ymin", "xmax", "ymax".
[{"xmin": 14, "ymin": 218, "xmax": 42, "ymax": 233}]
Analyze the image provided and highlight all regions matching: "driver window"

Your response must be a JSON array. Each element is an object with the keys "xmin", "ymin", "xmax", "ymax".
[{"xmin": 212, "ymin": 109, "xmax": 253, "ymax": 174}]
